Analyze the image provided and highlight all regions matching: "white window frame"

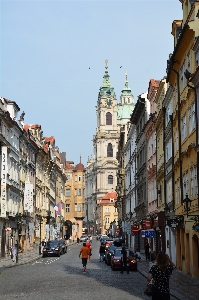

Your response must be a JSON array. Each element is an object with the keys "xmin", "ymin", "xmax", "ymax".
[
  {"xmin": 181, "ymin": 114, "xmax": 187, "ymax": 141},
  {"xmin": 188, "ymin": 103, "xmax": 195, "ymax": 134}
]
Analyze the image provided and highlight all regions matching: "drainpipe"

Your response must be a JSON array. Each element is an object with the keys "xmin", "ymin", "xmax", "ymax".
[
  {"xmin": 172, "ymin": 68, "xmax": 183, "ymax": 203},
  {"xmin": 169, "ymin": 114, "xmax": 175, "ymax": 212},
  {"xmin": 162, "ymin": 107, "xmax": 166, "ymax": 206},
  {"xmin": 187, "ymin": 83, "xmax": 199, "ymax": 207}
]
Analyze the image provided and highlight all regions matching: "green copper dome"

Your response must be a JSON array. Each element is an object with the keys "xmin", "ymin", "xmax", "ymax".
[
  {"xmin": 99, "ymin": 61, "xmax": 115, "ymax": 97},
  {"xmin": 121, "ymin": 72, "xmax": 134, "ymax": 97}
]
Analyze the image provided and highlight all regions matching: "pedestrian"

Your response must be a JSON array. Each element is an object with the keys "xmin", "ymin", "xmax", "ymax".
[
  {"xmin": 135, "ymin": 248, "xmax": 141, "ymax": 261},
  {"xmin": 89, "ymin": 235, "xmax": 92, "ymax": 244},
  {"xmin": 99, "ymin": 242, "xmax": 105, "ymax": 262},
  {"xmin": 120, "ymin": 246, "xmax": 129, "ymax": 274},
  {"xmin": 145, "ymin": 241, "xmax": 150, "ymax": 261},
  {"xmin": 12, "ymin": 244, "xmax": 17, "ymax": 262},
  {"xmin": 147, "ymin": 251, "xmax": 176, "ymax": 300},
  {"xmin": 79, "ymin": 242, "xmax": 90, "ymax": 273},
  {"xmin": 41, "ymin": 239, "xmax": 46, "ymax": 254},
  {"xmin": 86, "ymin": 240, "xmax": 92, "ymax": 261}
]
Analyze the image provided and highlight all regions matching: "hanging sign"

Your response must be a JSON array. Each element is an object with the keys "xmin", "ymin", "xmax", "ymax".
[
  {"xmin": 145, "ymin": 220, "xmax": 152, "ymax": 229},
  {"xmin": 142, "ymin": 229, "xmax": 155, "ymax": 238},
  {"xmin": 192, "ymin": 222, "xmax": 199, "ymax": 233},
  {"xmin": 24, "ymin": 181, "xmax": 33, "ymax": 212},
  {"xmin": 1, "ymin": 146, "xmax": 7, "ymax": 218}
]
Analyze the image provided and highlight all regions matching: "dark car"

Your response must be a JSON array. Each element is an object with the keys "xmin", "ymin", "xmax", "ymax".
[
  {"xmin": 105, "ymin": 242, "xmax": 122, "ymax": 266},
  {"xmin": 59, "ymin": 239, "xmax": 67, "ymax": 254},
  {"xmin": 42, "ymin": 240, "xmax": 62, "ymax": 257},
  {"xmin": 111, "ymin": 248, "xmax": 137, "ymax": 271}
]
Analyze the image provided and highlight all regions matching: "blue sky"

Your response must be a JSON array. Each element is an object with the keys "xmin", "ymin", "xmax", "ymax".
[{"xmin": 1, "ymin": 0, "xmax": 181, "ymax": 165}]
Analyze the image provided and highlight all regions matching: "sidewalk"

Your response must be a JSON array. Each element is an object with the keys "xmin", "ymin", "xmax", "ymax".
[
  {"xmin": 137, "ymin": 255, "xmax": 199, "ymax": 300},
  {"xmin": 0, "ymin": 247, "xmax": 41, "ymax": 269},
  {"xmin": 0, "ymin": 241, "xmax": 76, "ymax": 269}
]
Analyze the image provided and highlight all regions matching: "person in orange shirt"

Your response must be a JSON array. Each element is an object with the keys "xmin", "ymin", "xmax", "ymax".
[
  {"xmin": 79, "ymin": 242, "xmax": 90, "ymax": 273},
  {"xmin": 86, "ymin": 240, "xmax": 92, "ymax": 261}
]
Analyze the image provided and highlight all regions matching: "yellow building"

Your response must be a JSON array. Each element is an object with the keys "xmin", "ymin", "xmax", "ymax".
[
  {"xmin": 167, "ymin": 1, "xmax": 199, "ymax": 277},
  {"xmin": 97, "ymin": 192, "xmax": 118, "ymax": 235},
  {"xmin": 64, "ymin": 158, "xmax": 86, "ymax": 241}
]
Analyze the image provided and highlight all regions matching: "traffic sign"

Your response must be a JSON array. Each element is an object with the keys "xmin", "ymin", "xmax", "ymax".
[
  {"xmin": 131, "ymin": 225, "xmax": 139, "ymax": 235},
  {"xmin": 145, "ymin": 230, "xmax": 155, "ymax": 238}
]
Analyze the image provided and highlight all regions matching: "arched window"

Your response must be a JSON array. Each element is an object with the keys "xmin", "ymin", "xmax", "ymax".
[
  {"xmin": 107, "ymin": 143, "xmax": 113, "ymax": 157},
  {"xmin": 108, "ymin": 175, "xmax": 113, "ymax": 184},
  {"xmin": 106, "ymin": 112, "xmax": 112, "ymax": 125}
]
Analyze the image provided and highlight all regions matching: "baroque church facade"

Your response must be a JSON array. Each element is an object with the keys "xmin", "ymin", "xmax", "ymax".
[{"xmin": 85, "ymin": 61, "xmax": 134, "ymax": 234}]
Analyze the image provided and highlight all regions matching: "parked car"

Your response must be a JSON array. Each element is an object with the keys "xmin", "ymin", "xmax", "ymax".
[
  {"xmin": 59, "ymin": 239, "xmax": 67, "ymax": 254},
  {"xmin": 42, "ymin": 240, "xmax": 62, "ymax": 257},
  {"xmin": 79, "ymin": 235, "xmax": 88, "ymax": 242},
  {"xmin": 96, "ymin": 234, "xmax": 102, "ymax": 240},
  {"xmin": 111, "ymin": 248, "xmax": 137, "ymax": 271},
  {"xmin": 100, "ymin": 235, "xmax": 108, "ymax": 242},
  {"xmin": 105, "ymin": 244, "xmax": 122, "ymax": 265},
  {"xmin": 105, "ymin": 240, "xmax": 123, "ymax": 264}
]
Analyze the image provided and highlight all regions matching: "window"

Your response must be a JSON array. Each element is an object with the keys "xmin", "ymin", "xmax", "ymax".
[
  {"xmin": 181, "ymin": 114, "xmax": 187, "ymax": 141},
  {"xmin": 107, "ymin": 143, "xmax": 113, "ymax": 157},
  {"xmin": 105, "ymin": 207, "xmax": 110, "ymax": 212},
  {"xmin": 105, "ymin": 217, "xmax": 109, "ymax": 223},
  {"xmin": 166, "ymin": 178, "xmax": 172, "ymax": 203},
  {"xmin": 78, "ymin": 204, "xmax": 81, "ymax": 212},
  {"xmin": 78, "ymin": 189, "xmax": 81, "ymax": 196},
  {"xmin": 115, "ymin": 207, "xmax": 118, "ymax": 212},
  {"xmin": 66, "ymin": 204, "xmax": 70, "ymax": 212},
  {"xmin": 166, "ymin": 139, "xmax": 172, "ymax": 162},
  {"xmin": 183, "ymin": 171, "xmax": 189, "ymax": 198},
  {"xmin": 78, "ymin": 175, "xmax": 81, "ymax": 181},
  {"xmin": 190, "ymin": 166, "xmax": 197, "ymax": 197},
  {"xmin": 106, "ymin": 112, "xmax": 112, "ymax": 125},
  {"xmin": 66, "ymin": 174, "xmax": 70, "ymax": 181},
  {"xmin": 65, "ymin": 189, "xmax": 70, "ymax": 197},
  {"xmin": 188, "ymin": 103, "xmax": 195, "ymax": 134},
  {"xmin": 175, "ymin": 180, "xmax": 180, "ymax": 205},
  {"xmin": 108, "ymin": 175, "xmax": 113, "ymax": 184}
]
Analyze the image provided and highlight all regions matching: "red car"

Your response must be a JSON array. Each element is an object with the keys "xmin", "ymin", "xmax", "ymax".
[{"xmin": 111, "ymin": 248, "xmax": 137, "ymax": 271}]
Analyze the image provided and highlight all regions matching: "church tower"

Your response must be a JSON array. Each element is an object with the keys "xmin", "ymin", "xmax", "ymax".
[{"xmin": 93, "ymin": 60, "xmax": 119, "ymax": 205}]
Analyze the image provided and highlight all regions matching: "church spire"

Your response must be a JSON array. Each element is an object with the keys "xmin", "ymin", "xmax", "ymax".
[
  {"xmin": 99, "ymin": 60, "xmax": 115, "ymax": 98},
  {"xmin": 121, "ymin": 71, "xmax": 133, "ymax": 97}
]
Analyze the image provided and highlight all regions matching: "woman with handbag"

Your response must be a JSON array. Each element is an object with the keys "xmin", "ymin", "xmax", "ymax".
[{"xmin": 147, "ymin": 252, "xmax": 176, "ymax": 300}]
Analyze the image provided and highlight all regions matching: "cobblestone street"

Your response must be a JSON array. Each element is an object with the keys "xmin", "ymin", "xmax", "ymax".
[{"xmin": 0, "ymin": 240, "xmax": 180, "ymax": 300}]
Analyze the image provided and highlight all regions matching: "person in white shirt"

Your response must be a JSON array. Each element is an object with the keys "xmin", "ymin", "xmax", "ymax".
[{"xmin": 135, "ymin": 249, "xmax": 141, "ymax": 261}]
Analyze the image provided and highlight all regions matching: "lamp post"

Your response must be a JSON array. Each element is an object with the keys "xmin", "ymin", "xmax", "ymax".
[
  {"xmin": 15, "ymin": 213, "xmax": 22, "ymax": 263},
  {"xmin": 183, "ymin": 194, "xmax": 192, "ymax": 218},
  {"xmin": 36, "ymin": 214, "xmax": 43, "ymax": 255}
]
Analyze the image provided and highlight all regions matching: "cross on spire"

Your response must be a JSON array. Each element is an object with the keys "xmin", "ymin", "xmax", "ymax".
[{"xmin": 105, "ymin": 59, "xmax": 108, "ymax": 69}]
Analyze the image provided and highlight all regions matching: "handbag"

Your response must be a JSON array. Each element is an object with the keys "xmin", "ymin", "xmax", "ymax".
[{"xmin": 144, "ymin": 279, "xmax": 155, "ymax": 297}]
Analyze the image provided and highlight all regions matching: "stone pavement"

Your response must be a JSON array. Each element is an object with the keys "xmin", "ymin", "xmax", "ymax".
[
  {"xmin": 1, "ymin": 243, "xmax": 199, "ymax": 300},
  {"xmin": 137, "ymin": 255, "xmax": 199, "ymax": 300}
]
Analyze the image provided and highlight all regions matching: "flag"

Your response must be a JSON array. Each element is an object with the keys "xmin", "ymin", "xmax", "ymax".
[{"xmin": 54, "ymin": 201, "xmax": 61, "ymax": 216}]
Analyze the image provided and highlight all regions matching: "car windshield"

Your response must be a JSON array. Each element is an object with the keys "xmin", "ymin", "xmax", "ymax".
[
  {"xmin": 47, "ymin": 241, "xmax": 58, "ymax": 247},
  {"xmin": 115, "ymin": 249, "xmax": 129, "ymax": 256}
]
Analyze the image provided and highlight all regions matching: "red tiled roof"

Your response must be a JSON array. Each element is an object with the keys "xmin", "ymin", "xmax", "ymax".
[
  {"xmin": 102, "ymin": 192, "xmax": 117, "ymax": 200},
  {"xmin": 24, "ymin": 124, "xmax": 41, "ymax": 132},
  {"xmin": 45, "ymin": 136, "xmax": 55, "ymax": 144},
  {"xmin": 74, "ymin": 163, "xmax": 85, "ymax": 171},
  {"xmin": 65, "ymin": 161, "xmax": 74, "ymax": 170}
]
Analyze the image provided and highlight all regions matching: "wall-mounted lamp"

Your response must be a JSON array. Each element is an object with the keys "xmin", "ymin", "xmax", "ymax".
[{"xmin": 182, "ymin": 194, "xmax": 199, "ymax": 221}]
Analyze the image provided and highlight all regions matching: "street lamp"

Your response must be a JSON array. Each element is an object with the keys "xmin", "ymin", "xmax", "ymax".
[
  {"xmin": 183, "ymin": 195, "xmax": 192, "ymax": 218},
  {"xmin": 15, "ymin": 213, "xmax": 22, "ymax": 263},
  {"xmin": 36, "ymin": 214, "xmax": 43, "ymax": 255}
]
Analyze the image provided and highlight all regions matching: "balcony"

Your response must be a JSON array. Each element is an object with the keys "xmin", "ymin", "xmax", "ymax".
[{"xmin": 73, "ymin": 211, "xmax": 85, "ymax": 219}]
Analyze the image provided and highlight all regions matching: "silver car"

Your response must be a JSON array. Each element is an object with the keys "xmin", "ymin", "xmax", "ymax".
[{"xmin": 79, "ymin": 235, "xmax": 87, "ymax": 242}]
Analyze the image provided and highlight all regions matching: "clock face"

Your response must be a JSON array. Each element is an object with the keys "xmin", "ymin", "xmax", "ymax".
[
  {"xmin": 106, "ymin": 90, "xmax": 111, "ymax": 96},
  {"xmin": 106, "ymin": 99, "xmax": 112, "ymax": 106}
]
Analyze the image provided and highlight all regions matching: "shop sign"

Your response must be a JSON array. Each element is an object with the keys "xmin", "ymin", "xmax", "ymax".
[
  {"xmin": 145, "ymin": 220, "xmax": 152, "ymax": 229},
  {"xmin": 1, "ymin": 146, "xmax": 7, "ymax": 218},
  {"xmin": 167, "ymin": 217, "xmax": 183, "ymax": 228},
  {"xmin": 192, "ymin": 222, "xmax": 199, "ymax": 233}
]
